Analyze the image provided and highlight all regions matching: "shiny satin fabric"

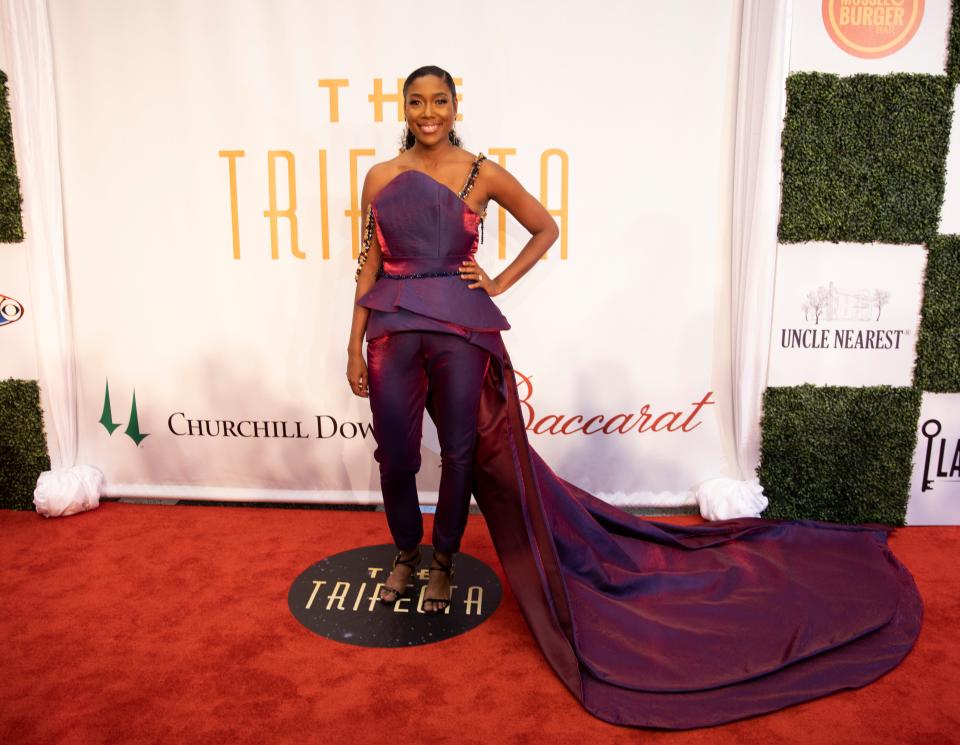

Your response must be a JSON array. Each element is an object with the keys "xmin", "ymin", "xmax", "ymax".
[
  {"xmin": 358, "ymin": 169, "xmax": 510, "ymax": 333},
  {"xmin": 366, "ymin": 331, "xmax": 491, "ymax": 555},
  {"xmin": 358, "ymin": 161, "xmax": 923, "ymax": 729}
]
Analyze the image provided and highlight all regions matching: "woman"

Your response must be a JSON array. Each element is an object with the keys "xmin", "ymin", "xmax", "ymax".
[
  {"xmin": 345, "ymin": 66, "xmax": 922, "ymax": 729},
  {"xmin": 346, "ymin": 68, "xmax": 558, "ymax": 613}
]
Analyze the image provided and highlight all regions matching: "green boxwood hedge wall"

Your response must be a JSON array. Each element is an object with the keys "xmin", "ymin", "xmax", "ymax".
[
  {"xmin": 0, "ymin": 379, "xmax": 50, "ymax": 510},
  {"xmin": 0, "ymin": 67, "xmax": 41, "ymax": 511},
  {"xmin": 778, "ymin": 72, "xmax": 952, "ymax": 245},
  {"xmin": 0, "ymin": 66, "xmax": 42, "ymax": 512},
  {"xmin": 758, "ymin": 385, "xmax": 922, "ymax": 526},
  {"xmin": 949, "ymin": 0, "xmax": 960, "ymax": 85},
  {"xmin": 0, "ymin": 70, "xmax": 23, "ymax": 243},
  {"xmin": 914, "ymin": 235, "xmax": 960, "ymax": 391}
]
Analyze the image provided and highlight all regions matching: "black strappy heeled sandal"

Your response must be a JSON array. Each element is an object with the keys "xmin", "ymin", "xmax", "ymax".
[
  {"xmin": 379, "ymin": 549, "xmax": 421, "ymax": 604},
  {"xmin": 423, "ymin": 554, "xmax": 454, "ymax": 614}
]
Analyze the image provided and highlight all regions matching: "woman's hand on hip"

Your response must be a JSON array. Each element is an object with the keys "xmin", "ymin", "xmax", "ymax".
[
  {"xmin": 459, "ymin": 259, "xmax": 502, "ymax": 296},
  {"xmin": 346, "ymin": 350, "xmax": 369, "ymax": 398}
]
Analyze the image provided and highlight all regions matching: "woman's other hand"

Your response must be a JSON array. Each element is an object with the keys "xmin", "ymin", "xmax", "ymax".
[
  {"xmin": 459, "ymin": 259, "xmax": 502, "ymax": 297},
  {"xmin": 346, "ymin": 350, "xmax": 369, "ymax": 397}
]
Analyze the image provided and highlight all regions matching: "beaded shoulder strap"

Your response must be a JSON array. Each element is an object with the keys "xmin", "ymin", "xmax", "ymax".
[
  {"xmin": 459, "ymin": 152, "xmax": 487, "ymax": 243},
  {"xmin": 458, "ymin": 152, "xmax": 486, "ymax": 202},
  {"xmin": 354, "ymin": 203, "xmax": 375, "ymax": 282}
]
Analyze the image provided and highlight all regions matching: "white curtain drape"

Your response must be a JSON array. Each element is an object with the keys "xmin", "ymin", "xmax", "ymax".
[
  {"xmin": 696, "ymin": 0, "xmax": 790, "ymax": 520},
  {"xmin": 1, "ymin": 0, "xmax": 102, "ymax": 516},
  {"xmin": 729, "ymin": 0, "xmax": 792, "ymax": 485}
]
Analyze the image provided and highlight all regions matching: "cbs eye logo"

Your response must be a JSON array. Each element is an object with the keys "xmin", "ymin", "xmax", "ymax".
[{"xmin": 0, "ymin": 293, "xmax": 23, "ymax": 327}]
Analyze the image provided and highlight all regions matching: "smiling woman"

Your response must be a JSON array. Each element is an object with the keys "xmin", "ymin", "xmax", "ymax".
[
  {"xmin": 342, "ymin": 64, "xmax": 922, "ymax": 730},
  {"xmin": 346, "ymin": 66, "xmax": 557, "ymax": 616}
]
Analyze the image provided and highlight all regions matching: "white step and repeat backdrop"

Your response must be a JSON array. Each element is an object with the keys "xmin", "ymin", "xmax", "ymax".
[{"xmin": 41, "ymin": 0, "xmax": 742, "ymax": 503}]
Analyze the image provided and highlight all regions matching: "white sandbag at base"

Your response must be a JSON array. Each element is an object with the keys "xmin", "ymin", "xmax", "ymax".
[
  {"xmin": 696, "ymin": 476, "xmax": 769, "ymax": 521},
  {"xmin": 33, "ymin": 465, "xmax": 105, "ymax": 517}
]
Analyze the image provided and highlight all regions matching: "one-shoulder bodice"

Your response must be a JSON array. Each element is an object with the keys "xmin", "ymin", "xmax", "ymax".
[{"xmin": 356, "ymin": 156, "xmax": 510, "ymax": 335}]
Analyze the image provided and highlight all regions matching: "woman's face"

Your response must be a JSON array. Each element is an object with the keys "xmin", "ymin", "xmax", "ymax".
[{"xmin": 404, "ymin": 74, "xmax": 456, "ymax": 145}]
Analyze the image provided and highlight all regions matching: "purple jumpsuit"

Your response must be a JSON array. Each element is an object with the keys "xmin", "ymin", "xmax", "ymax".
[{"xmin": 357, "ymin": 157, "xmax": 506, "ymax": 554}]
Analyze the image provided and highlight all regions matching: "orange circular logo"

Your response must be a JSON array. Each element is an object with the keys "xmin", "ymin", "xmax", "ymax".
[{"xmin": 822, "ymin": 0, "xmax": 924, "ymax": 59}]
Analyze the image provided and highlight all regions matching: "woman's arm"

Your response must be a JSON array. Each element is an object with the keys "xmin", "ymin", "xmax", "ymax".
[
  {"xmin": 462, "ymin": 160, "xmax": 560, "ymax": 296},
  {"xmin": 345, "ymin": 168, "xmax": 385, "ymax": 398}
]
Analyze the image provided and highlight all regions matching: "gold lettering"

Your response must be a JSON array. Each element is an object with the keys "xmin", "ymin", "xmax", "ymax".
[
  {"xmin": 464, "ymin": 586, "xmax": 484, "ymax": 615},
  {"xmin": 305, "ymin": 579, "xmax": 327, "ymax": 610},
  {"xmin": 368, "ymin": 78, "xmax": 404, "ymax": 122},
  {"xmin": 366, "ymin": 76, "xmax": 465, "ymax": 122},
  {"xmin": 453, "ymin": 78, "xmax": 464, "ymax": 120},
  {"xmin": 325, "ymin": 580, "xmax": 350, "ymax": 610},
  {"xmin": 219, "ymin": 150, "xmax": 244, "ymax": 260},
  {"xmin": 263, "ymin": 150, "xmax": 304, "ymax": 259},
  {"xmin": 317, "ymin": 79, "xmax": 348, "ymax": 122},
  {"xmin": 348, "ymin": 149, "xmax": 377, "ymax": 259},
  {"xmin": 368, "ymin": 585, "xmax": 384, "ymax": 611},
  {"xmin": 541, "ymin": 149, "xmax": 569, "ymax": 260},
  {"xmin": 318, "ymin": 150, "xmax": 330, "ymax": 260},
  {"xmin": 487, "ymin": 148, "xmax": 517, "ymax": 260},
  {"xmin": 223, "ymin": 99, "xmax": 566, "ymax": 270},
  {"xmin": 352, "ymin": 582, "xmax": 368, "ymax": 611},
  {"xmin": 416, "ymin": 584, "xmax": 453, "ymax": 614}
]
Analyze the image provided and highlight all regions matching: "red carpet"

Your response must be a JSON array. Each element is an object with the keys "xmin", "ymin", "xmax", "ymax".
[{"xmin": 1, "ymin": 501, "xmax": 956, "ymax": 744}]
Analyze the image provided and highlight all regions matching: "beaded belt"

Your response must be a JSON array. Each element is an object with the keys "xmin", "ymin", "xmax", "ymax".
[{"xmin": 378, "ymin": 269, "xmax": 461, "ymax": 280}]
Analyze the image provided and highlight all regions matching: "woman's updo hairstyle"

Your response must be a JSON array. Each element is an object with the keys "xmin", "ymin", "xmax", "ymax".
[{"xmin": 399, "ymin": 65, "xmax": 463, "ymax": 152}]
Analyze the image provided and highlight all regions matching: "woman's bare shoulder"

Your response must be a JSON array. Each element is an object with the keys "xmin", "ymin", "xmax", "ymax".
[
  {"xmin": 473, "ymin": 155, "xmax": 513, "ymax": 194},
  {"xmin": 363, "ymin": 157, "xmax": 404, "ymax": 202},
  {"xmin": 367, "ymin": 155, "xmax": 402, "ymax": 180}
]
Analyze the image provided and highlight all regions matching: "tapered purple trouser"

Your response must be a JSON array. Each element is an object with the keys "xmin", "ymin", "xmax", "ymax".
[{"xmin": 366, "ymin": 330, "xmax": 491, "ymax": 555}]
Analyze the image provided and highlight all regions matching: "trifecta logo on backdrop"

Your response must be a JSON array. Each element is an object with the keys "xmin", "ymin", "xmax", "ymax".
[
  {"xmin": 0, "ymin": 292, "xmax": 23, "ymax": 327},
  {"xmin": 218, "ymin": 78, "xmax": 569, "ymax": 263},
  {"xmin": 822, "ymin": 0, "xmax": 924, "ymax": 59},
  {"xmin": 780, "ymin": 282, "xmax": 911, "ymax": 351}
]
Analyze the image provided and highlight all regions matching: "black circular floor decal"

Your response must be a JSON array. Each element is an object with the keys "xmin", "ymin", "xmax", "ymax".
[{"xmin": 288, "ymin": 544, "xmax": 502, "ymax": 647}]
